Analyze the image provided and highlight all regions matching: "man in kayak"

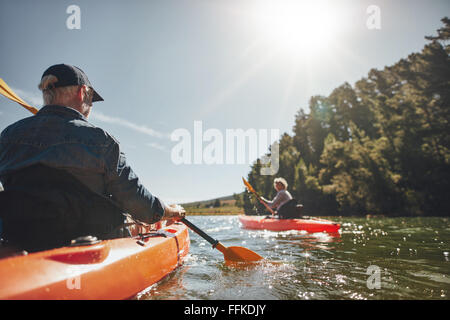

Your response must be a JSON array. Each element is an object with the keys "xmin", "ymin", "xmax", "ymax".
[
  {"xmin": 0, "ymin": 64, "xmax": 185, "ymax": 251},
  {"xmin": 260, "ymin": 177, "xmax": 302, "ymax": 219}
]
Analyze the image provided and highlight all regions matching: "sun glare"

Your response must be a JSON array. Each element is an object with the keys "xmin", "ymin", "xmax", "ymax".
[{"xmin": 254, "ymin": 1, "xmax": 339, "ymax": 57}]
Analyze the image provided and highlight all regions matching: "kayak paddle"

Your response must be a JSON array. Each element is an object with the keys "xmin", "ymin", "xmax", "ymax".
[
  {"xmin": 0, "ymin": 78, "xmax": 39, "ymax": 114},
  {"xmin": 180, "ymin": 218, "xmax": 263, "ymax": 263},
  {"xmin": 242, "ymin": 177, "xmax": 276, "ymax": 216}
]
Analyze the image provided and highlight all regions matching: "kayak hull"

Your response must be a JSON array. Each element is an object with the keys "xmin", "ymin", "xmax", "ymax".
[
  {"xmin": 0, "ymin": 222, "xmax": 190, "ymax": 300},
  {"xmin": 238, "ymin": 215, "xmax": 340, "ymax": 233}
]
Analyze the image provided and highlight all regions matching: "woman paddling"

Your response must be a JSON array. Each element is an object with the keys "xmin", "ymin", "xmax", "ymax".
[{"xmin": 260, "ymin": 177, "xmax": 300, "ymax": 219}]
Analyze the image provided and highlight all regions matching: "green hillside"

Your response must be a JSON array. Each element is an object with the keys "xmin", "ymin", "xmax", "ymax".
[{"xmin": 182, "ymin": 194, "xmax": 244, "ymax": 216}]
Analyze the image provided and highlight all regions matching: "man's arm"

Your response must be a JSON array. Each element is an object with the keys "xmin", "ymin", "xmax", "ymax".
[{"xmin": 104, "ymin": 143, "xmax": 167, "ymax": 224}]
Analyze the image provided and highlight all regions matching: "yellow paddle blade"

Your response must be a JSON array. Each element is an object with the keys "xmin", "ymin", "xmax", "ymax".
[
  {"xmin": 0, "ymin": 85, "xmax": 24, "ymax": 104},
  {"xmin": 242, "ymin": 177, "xmax": 276, "ymax": 215},
  {"xmin": 242, "ymin": 177, "xmax": 256, "ymax": 194},
  {"xmin": 216, "ymin": 243, "xmax": 263, "ymax": 262},
  {"xmin": 0, "ymin": 79, "xmax": 27, "ymax": 103},
  {"xmin": 0, "ymin": 78, "xmax": 39, "ymax": 114}
]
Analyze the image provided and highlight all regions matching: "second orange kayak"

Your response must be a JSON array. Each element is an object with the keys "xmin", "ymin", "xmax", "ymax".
[{"xmin": 238, "ymin": 215, "xmax": 340, "ymax": 233}]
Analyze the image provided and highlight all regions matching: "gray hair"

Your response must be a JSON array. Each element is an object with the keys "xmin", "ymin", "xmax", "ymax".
[
  {"xmin": 38, "ymin": 75, "xmax": 82, "ymax": 105},
  {"xmin": 274, "ymin": 177, "xmax": 288, "ymax": 189}
]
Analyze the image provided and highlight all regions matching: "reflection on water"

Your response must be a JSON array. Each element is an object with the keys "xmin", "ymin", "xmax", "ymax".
[{"xmin": 138, "ymin": 216, "xmax": 450, "ymax": 300}]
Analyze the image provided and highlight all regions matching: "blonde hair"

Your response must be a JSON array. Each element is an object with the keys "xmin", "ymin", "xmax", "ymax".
[
  {"xmin": 38, "ymin": 75, "xmax": 81, "ymax": 105},
  {"xmin": 274, "ymin": 177, "xmax": 288, "ymax": 189}
]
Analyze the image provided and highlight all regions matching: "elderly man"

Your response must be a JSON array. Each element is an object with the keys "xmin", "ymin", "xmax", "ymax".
[{"xmin": 0, "ymin": 64, "xmax": 184, "ymax": 251}]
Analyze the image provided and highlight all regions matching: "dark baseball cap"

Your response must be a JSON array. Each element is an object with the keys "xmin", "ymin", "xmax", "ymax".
[{"xmin": 41, "ymin": 64, "xmax": 104, "ymax": 102}]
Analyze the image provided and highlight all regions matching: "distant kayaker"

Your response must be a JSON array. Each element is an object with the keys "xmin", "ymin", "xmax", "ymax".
[
  {"xmin": 260, "ymin": 177, "xmax": 302, "ymax": 219},
  {"xmin": 0, "ymin": 64, "xmax": 185, "ymax": 251},
  {"xmin": 260, "ymin": 177, "xmax": 292, "ymax": 213}
]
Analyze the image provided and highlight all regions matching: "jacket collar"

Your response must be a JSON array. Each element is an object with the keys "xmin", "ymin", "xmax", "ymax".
[{"xmin": 37, "ymin": 105, "xmax": 87, "ymax": 121}]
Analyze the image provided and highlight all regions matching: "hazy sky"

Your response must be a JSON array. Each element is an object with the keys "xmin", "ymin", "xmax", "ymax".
[{"xmin": 0, "ymin": 0, "xmax": 448, "ymax": 203}]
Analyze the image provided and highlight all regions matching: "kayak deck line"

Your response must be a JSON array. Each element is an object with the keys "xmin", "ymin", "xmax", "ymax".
[{"xmin": 0, "ymin": 222, "xmax": 190, "ymax": 300}]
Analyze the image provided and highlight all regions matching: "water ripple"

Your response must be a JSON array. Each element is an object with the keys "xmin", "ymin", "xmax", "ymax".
[{"xmin": 139, "ymin": 216, "xmax": 450, "ymax": 300}]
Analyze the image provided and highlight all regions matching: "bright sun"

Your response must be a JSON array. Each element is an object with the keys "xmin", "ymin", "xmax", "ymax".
[{"xmin": 253, "ymin": 1, "xmax": 339, "ymax": 57}]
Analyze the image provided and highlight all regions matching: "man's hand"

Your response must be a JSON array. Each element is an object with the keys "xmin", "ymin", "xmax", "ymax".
[{"xmin": 162, "ymin": 204, "xmax": 186, "ymax": 221}]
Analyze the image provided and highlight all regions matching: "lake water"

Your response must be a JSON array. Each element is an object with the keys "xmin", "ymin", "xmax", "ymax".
[{"xmin": 137, "ymin": 215, "xmax": 450, "ymax": 300}]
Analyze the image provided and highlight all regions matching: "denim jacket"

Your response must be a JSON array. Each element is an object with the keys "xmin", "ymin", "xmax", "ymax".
[{"xmin": 0, "ymin": 105, "xmax": 165, "ymax": 224}]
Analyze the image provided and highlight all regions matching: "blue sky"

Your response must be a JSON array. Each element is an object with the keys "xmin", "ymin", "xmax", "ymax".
[{"xmin": 0, "ymin": 0, "xmax": 448, "ymax": 204}]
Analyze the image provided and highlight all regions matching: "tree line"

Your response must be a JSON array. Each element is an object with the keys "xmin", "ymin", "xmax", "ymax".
[{"xmin": 238, "ymin": 18, "xmax": 450, "ymax": 217}]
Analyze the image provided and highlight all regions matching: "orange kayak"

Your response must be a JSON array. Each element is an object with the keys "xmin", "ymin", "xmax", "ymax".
[
  {"xmin": 0, "ymin": 222, "xmax": 190, "ymax": 300},
  {"xmin": 238, "ymin": 215, "xmax": 340, "ymax": 233}
]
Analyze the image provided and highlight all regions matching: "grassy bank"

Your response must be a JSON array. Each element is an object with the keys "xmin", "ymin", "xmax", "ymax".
[
  {"xmin": 182, "ymin": 197, "xmax": 244, "ymax": 215},
  {"xmin": 185, "ymin": 205, "xmax": 243, "ymax": 216}
]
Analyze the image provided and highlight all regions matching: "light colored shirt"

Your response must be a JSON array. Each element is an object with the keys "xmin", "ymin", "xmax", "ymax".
[{"xmin": 264, "ymin": 189, "xmax": 293, "ymax": 211}]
